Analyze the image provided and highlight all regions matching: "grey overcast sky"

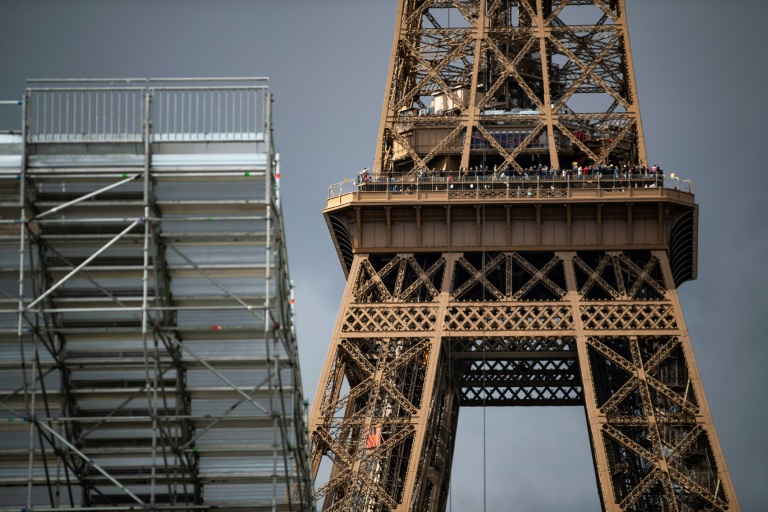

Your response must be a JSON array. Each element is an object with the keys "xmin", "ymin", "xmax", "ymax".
[{"xmin": 1, "ymin": 1, "xmax": 766, "ymax": 510}]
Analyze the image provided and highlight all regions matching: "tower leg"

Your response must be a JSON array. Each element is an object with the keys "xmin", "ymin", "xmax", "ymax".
[
  {"xmin": 561, "ymin": 251, "xmax": 739, "ymax": 511},
  {"xmin": 311, "ymin": 250, "xmax": 740, "ymax": 511},
  {"xmin": 309, "ymin": 252, "xmax": 458, "ymax": 511}
]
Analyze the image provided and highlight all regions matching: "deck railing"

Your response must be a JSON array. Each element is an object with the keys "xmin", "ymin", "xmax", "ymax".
[
  {"xmin": 23, "ymin": 78, "xmax": 269, "ymax": 143},
  {"xmin": 28, "ymin": 85, "xmax": 145, "ymax": 142},
  {"xmin": 329, "ymin": 174, "xmax": 690, "ymax": 200}
]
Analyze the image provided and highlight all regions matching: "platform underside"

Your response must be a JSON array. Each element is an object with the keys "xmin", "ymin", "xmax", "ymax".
[{"xmin": 450, "ymin": 335, "xmax": 581, "ymax": 406}]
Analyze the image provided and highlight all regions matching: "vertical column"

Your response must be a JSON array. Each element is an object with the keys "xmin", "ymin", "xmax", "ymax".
[
  {"xmin": 308, "ymin": 256, "xmax": 362, "ymax": 476},
  {"xmin": 617, "ymin": 0, "xmax": 647, "ymax": 165},
  {"xmin": 140, "ymin": 89, "xmax": 159, "ymax": 506},
  {"xmin": 560, "ymin": 251, "xmax": 621, "ymax": 512},
  {"xmin": 18, "ymin": 93, "xmax": 38, "ymax": 512},
  {"xmin": 535, "ymin": 0, "xmax": 560, "ymax": 169},
  {"xmin": 374, "ymin": 0, "xmax": 408, "ymax": 176},
  {"xmin": 459, "ymin": 0, "xmax": 488, "ymax": 170},
  {"xmin": 428, "ymin": 385, "xmax": 460, "ymax": 512},
  {"xmin": 310, "ymin": 252, "xmax": 458, "ymax": 511},
  {"xmin": 397, "ymin": 253, "xmax": 456, "ymax": 511}
]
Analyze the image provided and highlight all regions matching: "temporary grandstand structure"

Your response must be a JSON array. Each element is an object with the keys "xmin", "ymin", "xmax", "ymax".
[{"xmin": 0, "ymin": 78, "xmax": 314, "ymax": 511}]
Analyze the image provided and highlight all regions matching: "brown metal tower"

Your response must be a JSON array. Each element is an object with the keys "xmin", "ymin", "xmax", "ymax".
[{"xmin": 310, "ymin": 1, "xmax": 740, "ymax": 511}]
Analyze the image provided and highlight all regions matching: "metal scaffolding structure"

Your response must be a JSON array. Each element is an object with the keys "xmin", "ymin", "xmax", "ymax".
[
  {"xmin": 0, "ymin": 78, "xmax": 314, "ymax": 511},
  {"xmin": 309, "ymin": 1, "xmax": 741, "ymax": 511}
]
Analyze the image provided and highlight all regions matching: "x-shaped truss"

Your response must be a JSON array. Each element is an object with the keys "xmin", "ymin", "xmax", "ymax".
[
  {"xmin": 452, "ymin": 253, "xmax": 506, "ymax": 301},
  {"xmin": 314, "ymin": 337, "xmax": 433, "ymax": 507},
  {"xmin": 451, "ymin": 253, "xmax": 565, "ymax": 301},
  {"xmin": 355, "ymin": 256, "xmax": 445, "ymax": 303},
  {"xmin": 549, "ymin": 30, "xmax": 627, "ymax": 111},
  {"xmin": 394, "ymin": 37, "xmax": 473, "ymax": 115},
  {"xmin": 354, "ymin": 257, "xmax": 401, "ymax": 302},
  {"xmin": 574, "ymin": 254, "xmax": 623, "ymax": 299},
  {"xmin": 586, "ymin": 335, "xmax": 724, "ymax": 510},
  {"xmin": 397, "ymin": 256, "xmax": 446, "ymax": 301},
  {"xmin": 605, "ymin": 424, "xmax": 726, "ymax": 511},
  {"xmin": 321, "ymin": 338, "xmax": 429, "ymax": 432},
  {"xmin": 588, "ymin": 337, "xmax": 697, "ymax": 417},
  {"xmin": 618, "ymin": 254, "xmax": 667, "ymax": 299},
  {"xmin": 574, "ymin": 254, "xmax": 667, "ymax": 300},
  {"xmin": 511, "ymin": 253, "xmax": 566, "ymax": 300}
]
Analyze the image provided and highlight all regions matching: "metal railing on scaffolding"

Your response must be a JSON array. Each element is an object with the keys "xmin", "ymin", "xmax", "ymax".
[{"xmin": 24, "ymin": 77, "xmax": 269, "ymax": 143}]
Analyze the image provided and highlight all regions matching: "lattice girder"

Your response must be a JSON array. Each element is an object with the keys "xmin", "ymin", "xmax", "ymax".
[
  {"xmin": 374, "ymin": 0, "xmax": 648, "ymax": 177},
  {"xmin": 318, "ymin": 3, "xmax": 737, "ymax": 506},
  {"xmin": 310, "ymin": 248, "xmax": 739, "ymax": 510},
  {"xmin": 566, "ymin": 252, "xmax": 734, "ymax": 511}
]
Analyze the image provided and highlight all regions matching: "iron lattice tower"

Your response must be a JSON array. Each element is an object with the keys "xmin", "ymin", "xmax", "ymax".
[
  {"xmin": 310, "ymin": 1, "xmax": 740, "ymax": 511},
  {"xmin": 0, "ymin": 79, "xmax": 314, "ymax": 511}
]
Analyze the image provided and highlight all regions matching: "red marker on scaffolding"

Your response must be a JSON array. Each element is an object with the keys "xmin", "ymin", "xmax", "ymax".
[{"xmin": 275, "ymin": 155, "xmax": 282, "ymax": 206}]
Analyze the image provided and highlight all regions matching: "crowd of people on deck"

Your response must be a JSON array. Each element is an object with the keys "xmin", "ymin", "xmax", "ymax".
[{"xmin": 356, "ymin": 162, "xmax": 665, "ymax": 184}]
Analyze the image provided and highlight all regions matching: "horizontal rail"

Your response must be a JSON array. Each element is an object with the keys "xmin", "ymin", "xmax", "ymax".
[
  {"xmin": 27, "ymin": 87, "xmax": 145, "ymax": 92},
  {"xmin": 329, "ymin": 173, "xmax": 693, "ymax": 199},
  {"xmin": 27, "ymin": 78, "xmax": 148, "ymax": 84},
  {"xmin": 22, "ymin": 81, "xmax": 269, "ymax": 143},
  {"xmin": 28, "ymin": 77, "xmax": 268, "ymax": 84},
  {"xmin": 150, "ymin": 77, "xmax": 269, "ymax": 83}
]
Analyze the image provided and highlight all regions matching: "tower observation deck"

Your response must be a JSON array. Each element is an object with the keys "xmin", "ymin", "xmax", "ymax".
[
  {"xmin": 310, "ymin": 2, "xmax": 740, "ymax": 511},
  {"xmin": 0, "ymin": 78, "xmax": 313, "ymax": 511}
]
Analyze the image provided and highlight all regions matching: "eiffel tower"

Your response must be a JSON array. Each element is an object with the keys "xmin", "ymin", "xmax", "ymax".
[{"xmin": 309, "ymin": 1, "xmax": 740, "ymax": 510}]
